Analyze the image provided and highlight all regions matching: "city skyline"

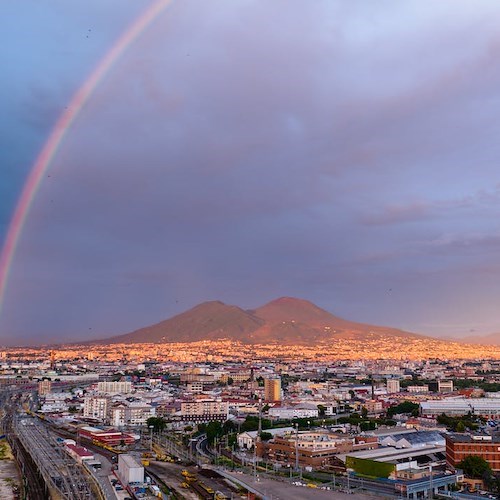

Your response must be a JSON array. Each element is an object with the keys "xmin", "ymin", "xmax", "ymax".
[{"xmin": 3, "ymin": 0, "xmax": 500, "ymax": 344}]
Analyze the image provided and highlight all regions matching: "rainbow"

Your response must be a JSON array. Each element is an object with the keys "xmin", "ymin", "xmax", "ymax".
[{"xmin": 0, "ymin": 0, "xmax": 172, "ymax": 316}]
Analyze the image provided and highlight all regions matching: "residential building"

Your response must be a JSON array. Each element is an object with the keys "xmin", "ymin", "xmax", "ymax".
[
  {"xmin": 97, "ymin": 381, "xmax": 132, "ymax": 394},
  {"xmin": 264, "ymin": 377, "xmax": 281, "ymax": 402},
  {"xmin": 83, "ymin": 396, "xmax": 109, "ymax": 420},
  {"xmin": 180, "ymin": 398, "xmax": 229, "ymax": 423},
  {"xmin": 386, "ymin": 379, "xmax": 400, "ymax": 394},
  {"xmin": 38, "ymin": 379, "xmax": 52, "ymax": 396}
]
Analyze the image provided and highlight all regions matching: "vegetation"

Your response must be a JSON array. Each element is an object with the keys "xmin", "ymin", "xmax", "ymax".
[
  {"xmin": 387, "ymin": 401, "xmax": 419, "ymax": 417},
  {"xmin": 458, "ymin": 455, "xmax": 491, "ymax": 479},
  {"xmin": 146, "ymin": 416, "xmax": 167, "ymax": 432},
  {"xmin": 436, "ymin": 413, "xmax": 481, "ymax": 431}
]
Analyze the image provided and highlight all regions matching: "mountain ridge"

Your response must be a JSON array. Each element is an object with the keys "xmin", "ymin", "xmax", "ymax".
[{"xmin": 92, "ymin": 296, "xmax": 428, "ymax": 345}]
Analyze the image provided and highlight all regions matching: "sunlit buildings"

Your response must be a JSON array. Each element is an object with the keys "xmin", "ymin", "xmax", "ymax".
[{"xmin": 264, "ymin": 376, "xmax": 281, "ymax": 402}]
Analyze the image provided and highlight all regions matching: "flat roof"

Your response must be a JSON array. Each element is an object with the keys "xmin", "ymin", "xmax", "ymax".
[
  {"xmin": 340, "ymin": 444, "xmax": 445, "ymax": 464},
  {"xmin": 119, "ymin": 454, "xmax": 143, "ymax": 469},
  {"xmin": 446, "ymin": 433, "xmax": 500, "ymax": 443}
]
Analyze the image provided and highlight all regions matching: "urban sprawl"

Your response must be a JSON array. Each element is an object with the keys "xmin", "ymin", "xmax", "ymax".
[{"xmin": 1, "ymin": 342, "xmax": 500, "ymax": 499}]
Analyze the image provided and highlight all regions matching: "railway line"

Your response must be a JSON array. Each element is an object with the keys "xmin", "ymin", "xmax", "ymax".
[
  {"xmin": 1, "ymin": 393, "xmax": 49, "ymax": 500},
  {"xmin": 14, "ymin": 414, "xmax": 97, "ymax": 499}
]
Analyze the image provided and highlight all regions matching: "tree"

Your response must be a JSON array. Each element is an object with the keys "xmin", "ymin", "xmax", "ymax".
[
  {"xmin": 259, "ymin": 432, "xmax": 273, "ymax": 441},
  {"xmin": 146, "ymin": 416, "xmax": 166, "ymax": 432},
  {"xmin": 456, "ymin": 421, "xmax": 465, "ymax": 432},
  {"xmin": 361, "ymin": 406, "xmax": 368, "ymax": 418},
  {"xmin": 387, "ymin": 401, "xmax": 419, "ymax": 418},
  {"xmin": 205, "ymin": 421, "xmax": 223, "ymax": 444},
  {"xmin": 458, "ymin": 455, "xmax": 492, "ymax": 479},
  {"xmin": 317, "ymin": 405, "xmax": 326, "ymax": 417}
]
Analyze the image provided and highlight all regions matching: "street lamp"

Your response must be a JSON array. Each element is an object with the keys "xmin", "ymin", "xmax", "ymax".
[{"xmin": 294, "ymin": 423, "xmax": 299, "ymax": 472}]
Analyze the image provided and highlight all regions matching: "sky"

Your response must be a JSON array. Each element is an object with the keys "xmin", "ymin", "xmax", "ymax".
[{"xmin": 2, "ymin": 0, "xmax": 500, "ymax": 345}]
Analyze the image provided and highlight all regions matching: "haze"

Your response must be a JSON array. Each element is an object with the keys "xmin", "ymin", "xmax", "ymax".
[{"xmin": 2, "ymin": 0, "xmax": 500, "ymax": 344}]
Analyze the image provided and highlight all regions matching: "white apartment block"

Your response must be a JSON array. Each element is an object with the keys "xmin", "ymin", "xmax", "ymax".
[
  {"xmin": 386, "ymin": 379, "xmax": 400, "ymax": 394},
  {"xmin": 97, "ymin": 381, "xmax": 132, "ymax": 394},
  {"xmin": 269, "ymin": 406, "xmax": 319, "ymax": 420},
  {"xmin": 83, "ymin": 396, "xmax": 109, "ymax": 421},
  {"xmin": 109, "ymin": 401, "xmax": 155, "ymax": 427}
]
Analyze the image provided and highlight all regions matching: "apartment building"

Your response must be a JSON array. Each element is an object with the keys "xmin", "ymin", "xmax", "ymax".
[
  {"xmin": 264, "ymin": 377, "xmax": 282, "ymax": 402},
  {"xmin": 97, "ymin": 381, "xmax": 132, "ymax": 394},
  {"xmin": 180, "ymin": 398, "xmax": 229, "ymax": 423},
  {"xmin": 83, "ymin": 396, "xmax": 109, "ymax": 420}
]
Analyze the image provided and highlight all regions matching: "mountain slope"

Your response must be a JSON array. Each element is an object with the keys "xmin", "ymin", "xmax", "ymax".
[
  {"xmin": 102, "ymin": 301, "xmax": 264, "ymax": 344},
  {"xmin": 461, "ymin": 332, "xmax": 500, "ymax": 346},
  {"xmin": 95, "ymin": 296, "xmax": 425, "ymax": 344}
]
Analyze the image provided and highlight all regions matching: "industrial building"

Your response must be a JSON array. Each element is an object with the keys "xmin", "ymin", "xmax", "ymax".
[
  {"xmin": 420, "ymin": 398, "xmax": 500, "ymax": 418},
  {"xmin": 118, "ymin": 454, "xmax": 144, "ymax": 485},
  {"xmin": 446, "ymin": 433, "xmax": 500, "ymax": 472}
]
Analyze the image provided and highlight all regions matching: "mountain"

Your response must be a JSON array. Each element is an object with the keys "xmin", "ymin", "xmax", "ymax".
[
  {"xmin": 95, "ymin": 296, "xmax": 425, "ymax": 345},
  {"xmin": 102, "ymin": 301, "xmax": 264, "ymax": 344}
]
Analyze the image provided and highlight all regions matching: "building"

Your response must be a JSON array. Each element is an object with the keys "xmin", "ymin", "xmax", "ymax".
[
  {"xmin": 64, "ymin": 444, "xmax": 94, "ymax": 464},
  {"xmin": 264, "ymin": 377, "xmax": 281, "ymax": 402},
  {"xmin": 237, "ymin": 427, "xmax": 295, "ymax": 449},
  {"xmin": 83, "ymin": 396, "xmax": 109, "ymax": 421},
  {"xmin": 446, "ymin": 434, "xmax": 500, "ymax": 472},
  {"xmin": 268, "ymin": 404, "xmax": 318, "ymax": 420},
  {"xmin": 78, "ymin": 426, "xmax": 135, "ymax": 447},
  {"xmin": 97, "ymin": 381, "xmax": 132, "ymax": 394},
  {"xmin": 118, "ymin": 454, "xmax": 144, "ymax": 485},
  {"xmin": 258, "ymin": 431, "xmax": 378, "ymax": 468},
  {"xmin": 386, "ymin": 379, "xmax": 400, "ymax": 394},
  {"xmin": 438, "ymin": 380, "xmax": 454, "ymax": 393},
  {"xmin": 420, "ymin": 398, "xmax": 500, "ymax": 419},
  {"xmin": 108, "ymin": 401, "xmax": 155, "ymax": 427},
  {"xmin": 407, "ymin": 385, "xmax": 429, "ymax": 393},
  {"xmin": 38, "ymin": 379, "xmax": 52, "ymax": 396},
  {"xmin": 179, "ymin": 398, "xmax": 229, "ymax": 423}
]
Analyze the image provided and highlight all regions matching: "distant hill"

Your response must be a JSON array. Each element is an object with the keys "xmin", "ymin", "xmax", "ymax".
[
  {"xmin": 95, "ymin": 296, "xmax": 426, "ymax": 345},
  {"xmin": 461, "ymin": 332, "xmax": 500, "ymax": 346}
]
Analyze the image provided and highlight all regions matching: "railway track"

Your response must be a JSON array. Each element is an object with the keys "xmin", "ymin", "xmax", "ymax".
[{"xmin": 1, "ymin": 397, "xmax": 49, "ymax": 500}]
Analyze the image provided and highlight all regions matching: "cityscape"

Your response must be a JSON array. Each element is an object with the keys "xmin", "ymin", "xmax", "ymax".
[{"xmin": 5, "ymin": 1, "xmax": 500, "ymax": 499}]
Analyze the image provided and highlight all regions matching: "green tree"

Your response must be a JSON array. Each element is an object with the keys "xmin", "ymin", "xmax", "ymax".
[
  {"xmin": 205, "ymin": 421, "xmax": 223, "ymax": 444},
  {"xmin": 456, "ymin": 421, "xmax": 465, "ymax": 432},
  {"xmin": 361, "ymin": 406, "xmax": 368, "ymax": 418},
  {"xmin": 458, "ymin": 455, "xmax": 492, "ymax": 479},
  {"xmin": 259, "ymin": 432, "xmax": 273, "ymax": 441},
  {"xmin": 317, "ymin": 405, "xmax": 326, "ymax": 417},
  {"xmin": 146, "ymin": 416, "xmax": 167, "ymax": 432},
  {"xmin": 387, "ymin": 401, "xmax": 419, "ymax": 418}
]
